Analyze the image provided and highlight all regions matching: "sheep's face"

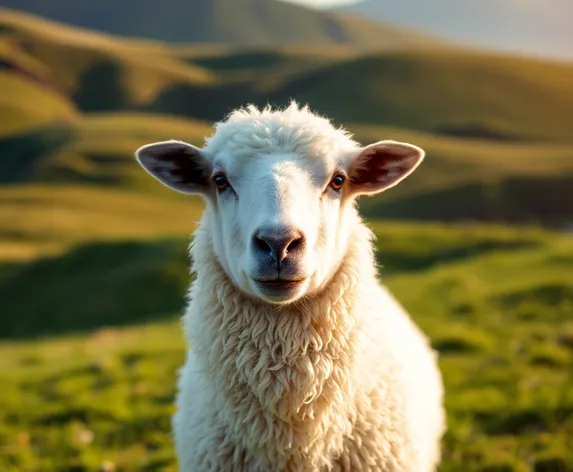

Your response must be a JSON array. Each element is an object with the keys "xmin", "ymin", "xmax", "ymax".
[{"xmin": 135, "ymin": 105, "xmax": 424, "ymax": 305}]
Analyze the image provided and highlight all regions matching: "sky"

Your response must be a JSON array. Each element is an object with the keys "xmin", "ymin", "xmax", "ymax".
[
  {"xmin": 284, "ymin": 0, "xmax": 357, "ymax": 8},
  {"xmin": 284, "ymin": 0, "xmax": 553, "ymax": 11}
]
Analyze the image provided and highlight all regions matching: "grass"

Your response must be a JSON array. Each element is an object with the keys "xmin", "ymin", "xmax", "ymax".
[
  {"xmin": 388, "ymin": 243, "xmax": 573, "ymax": 471},
  {"xmin": 0, "ymin": 221, "xmax": 571, "ymax": 471},
  {"xmin": 0, "ymin": 320, "xmax": 185, "ymax": 472}
]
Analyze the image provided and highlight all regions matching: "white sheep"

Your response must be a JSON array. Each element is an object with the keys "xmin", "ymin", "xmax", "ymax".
[{"xmin": 135, "ymin": 102, "xmax": 446, "ymax": 472}]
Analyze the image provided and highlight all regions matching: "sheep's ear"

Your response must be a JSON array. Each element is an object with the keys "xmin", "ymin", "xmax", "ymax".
[
  {"xmin": 135, "ymin": 140, "xmax": 211, "ymax": 194},
  {"xmin": 348, "ymin": 140, "xmax": 424, "ymax": 196}
]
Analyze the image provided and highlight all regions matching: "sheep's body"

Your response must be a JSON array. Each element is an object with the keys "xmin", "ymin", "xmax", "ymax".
[
  {"xmin": 173, "ymin": 215, "xmax": 445, "ymax": 471},
  {"xmin": 135, "ymin": 103, "xmax": 445, "ymax": 471}
]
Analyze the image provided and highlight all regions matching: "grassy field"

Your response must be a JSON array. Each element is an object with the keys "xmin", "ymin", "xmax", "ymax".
[{"xmin": 0, "ymin": 221, "xmax": 572, "ymax": 471}]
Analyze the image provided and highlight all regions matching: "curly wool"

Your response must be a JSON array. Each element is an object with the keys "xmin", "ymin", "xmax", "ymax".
[{"xmin": 173, "ymin": 209, "xmax": 445, "ymax": 471}]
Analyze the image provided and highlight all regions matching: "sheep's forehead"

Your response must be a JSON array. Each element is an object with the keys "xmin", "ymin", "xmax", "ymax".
[{"xmin": 205, "ymin": 104, "xmax": 356, "ymax": 179}]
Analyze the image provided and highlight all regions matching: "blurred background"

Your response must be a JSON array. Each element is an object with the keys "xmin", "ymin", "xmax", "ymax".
[{"xmin": 0, "ymin": 0, "xmax": 572, "ymax": 470}]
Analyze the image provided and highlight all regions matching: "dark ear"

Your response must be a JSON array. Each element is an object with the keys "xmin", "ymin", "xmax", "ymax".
[
  {"xmin": 135, "ymin": 140, "xmax": 211, "ymax": 194},
  {"xmin": 348, "ymin": 140, "xmax": 424, "ymax": 196}
]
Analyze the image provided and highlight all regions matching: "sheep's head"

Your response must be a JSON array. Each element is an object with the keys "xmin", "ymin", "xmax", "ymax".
[{"xmin": 135, "ymin": 103, "xmax": 424, "ymax": 305}]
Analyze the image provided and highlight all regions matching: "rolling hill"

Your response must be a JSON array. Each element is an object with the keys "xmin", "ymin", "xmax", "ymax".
[
  {"xmin": 3, "ymin": 10, "xmax": 573, "ymax": 142},
  {"xmin": 336, "ymin": 0, "xmax": 573, "ymax": 62},
  {"xmin": 263, "ymin": 51, "xmax": 573, "ymax": 142},
  {"xmin": 0, "ymin": 0, "xmax": 442, "ymax": 50},
  {"xmin": 2, "ymin": 9, "xmax": 572, "ymax": 142},
  {"xmin": 1, "ymin": 9, "xmax": 572, "ymax": 230}
]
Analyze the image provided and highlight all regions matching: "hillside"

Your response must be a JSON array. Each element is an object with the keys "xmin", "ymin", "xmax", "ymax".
[
  {"xmin": 0, "ymin": 1, "xmax": 442, "ymax": 50},
  {"xmin": 265, "ymin": 51, "xmax": 573, "ymax": 142},
  {"xmin": 336, "ymin": 0, "xmax": 573, "ymax": 61},
  {"xmin": 2, "ymin": 10, "xmax": 572, "ymax": 142},
  {"xmin": 1, "ymin": 10, "xmax": 573, "ymax": 227},
  {"xmin": 3, "ymin": 119, "xmax": 573, "ymax": 235}
]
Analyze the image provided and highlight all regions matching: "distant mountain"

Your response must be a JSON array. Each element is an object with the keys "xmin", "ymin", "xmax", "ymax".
[
  {"xmin": 335, "ymin": 0, "xmax": 573, "ymax": 61},
  {"xmin": 3, "ymin": 9, "xmax": 573, "ymax": 145},
  {"xmin": 0, "ymin": 0, "xmax": 442, "ymax": 50}
]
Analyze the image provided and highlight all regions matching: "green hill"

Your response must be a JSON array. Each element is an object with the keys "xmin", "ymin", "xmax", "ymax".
[
  {"xmin": 0, "ymin": 9, "xmax": 215, "ymax": 136},
  {"xmin": 0, "ymin": 1, "xmax": 442, "ymax": 49},
  {"xmin": 2, "ymin": 118, "xmax": 573, "ymax": 236},
  {"xmin": 0, "ymin": 114, "xmax": 213, "ymax": 186},
  {"xmin": 349, "ymin": 125, "xmax": 573, "ymax": 225},
  {"xmin": 266, "ymin": 51, "xmax": 573, "ymax": 143},
  {"xmin": 2, "ymin": 10, "xmax": 572, "ymax": 142},
  {"xmin": 2, "ymin": 9, "xmax": 572, "ymax": 141},
  {"xmin": 1, "ymin": 10, "xmax": 573, "ymax": 228}
]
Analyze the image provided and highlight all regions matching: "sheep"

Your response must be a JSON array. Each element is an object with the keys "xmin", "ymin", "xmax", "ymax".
[{"xmin": 134, "ymin": 101, "xmax": 446, "ymax": 472}]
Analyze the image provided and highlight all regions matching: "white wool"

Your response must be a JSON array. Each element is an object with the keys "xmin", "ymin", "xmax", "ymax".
[
  {"xmin": 174, "ymin": 218, "xmax": 445, "ymax": 471},
  {"xmin": 205, "ymin": 102, "xmax": 357, "ymax": 163},
  {"xmin": 143, "ymin": 102, "xmax": 446, "ymax": 471}
]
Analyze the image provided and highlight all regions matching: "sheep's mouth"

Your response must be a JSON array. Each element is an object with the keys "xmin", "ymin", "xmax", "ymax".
[
  {"xmin": 251, "ymin": 277, "xmax": 308, "ymax": 302},
  {"xmin": 255, "ymin": 279, "xmax": 305, "ymax": 290}
]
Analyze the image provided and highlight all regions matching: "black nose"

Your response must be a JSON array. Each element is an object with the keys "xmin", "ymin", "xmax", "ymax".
[{"xmin": 253, "ymin": 227, "xmax": 305, "ymax": 263}]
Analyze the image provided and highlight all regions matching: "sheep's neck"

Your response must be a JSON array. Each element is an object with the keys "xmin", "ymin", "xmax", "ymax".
[{"xmin": 188, "ymin": 221, "xmax": 374, "ymax": 461}]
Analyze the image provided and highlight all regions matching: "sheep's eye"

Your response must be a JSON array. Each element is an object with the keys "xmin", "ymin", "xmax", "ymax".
[
  {"xmin": 214, "ymin": 175, "xmax": 229, "ymax": 191},
  {"xmin": 329, "ymin": 174, "xmax": 345, "ymax": 191}
]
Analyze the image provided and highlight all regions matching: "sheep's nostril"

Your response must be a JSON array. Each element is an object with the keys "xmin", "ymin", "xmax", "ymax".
[
  {"xmin": 286, "ymin": 236, "xmax": 303, "ymax": 252},
  {"xmin": 254, "ymin": 236, "xmax": 271, "ymax": 253}
]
